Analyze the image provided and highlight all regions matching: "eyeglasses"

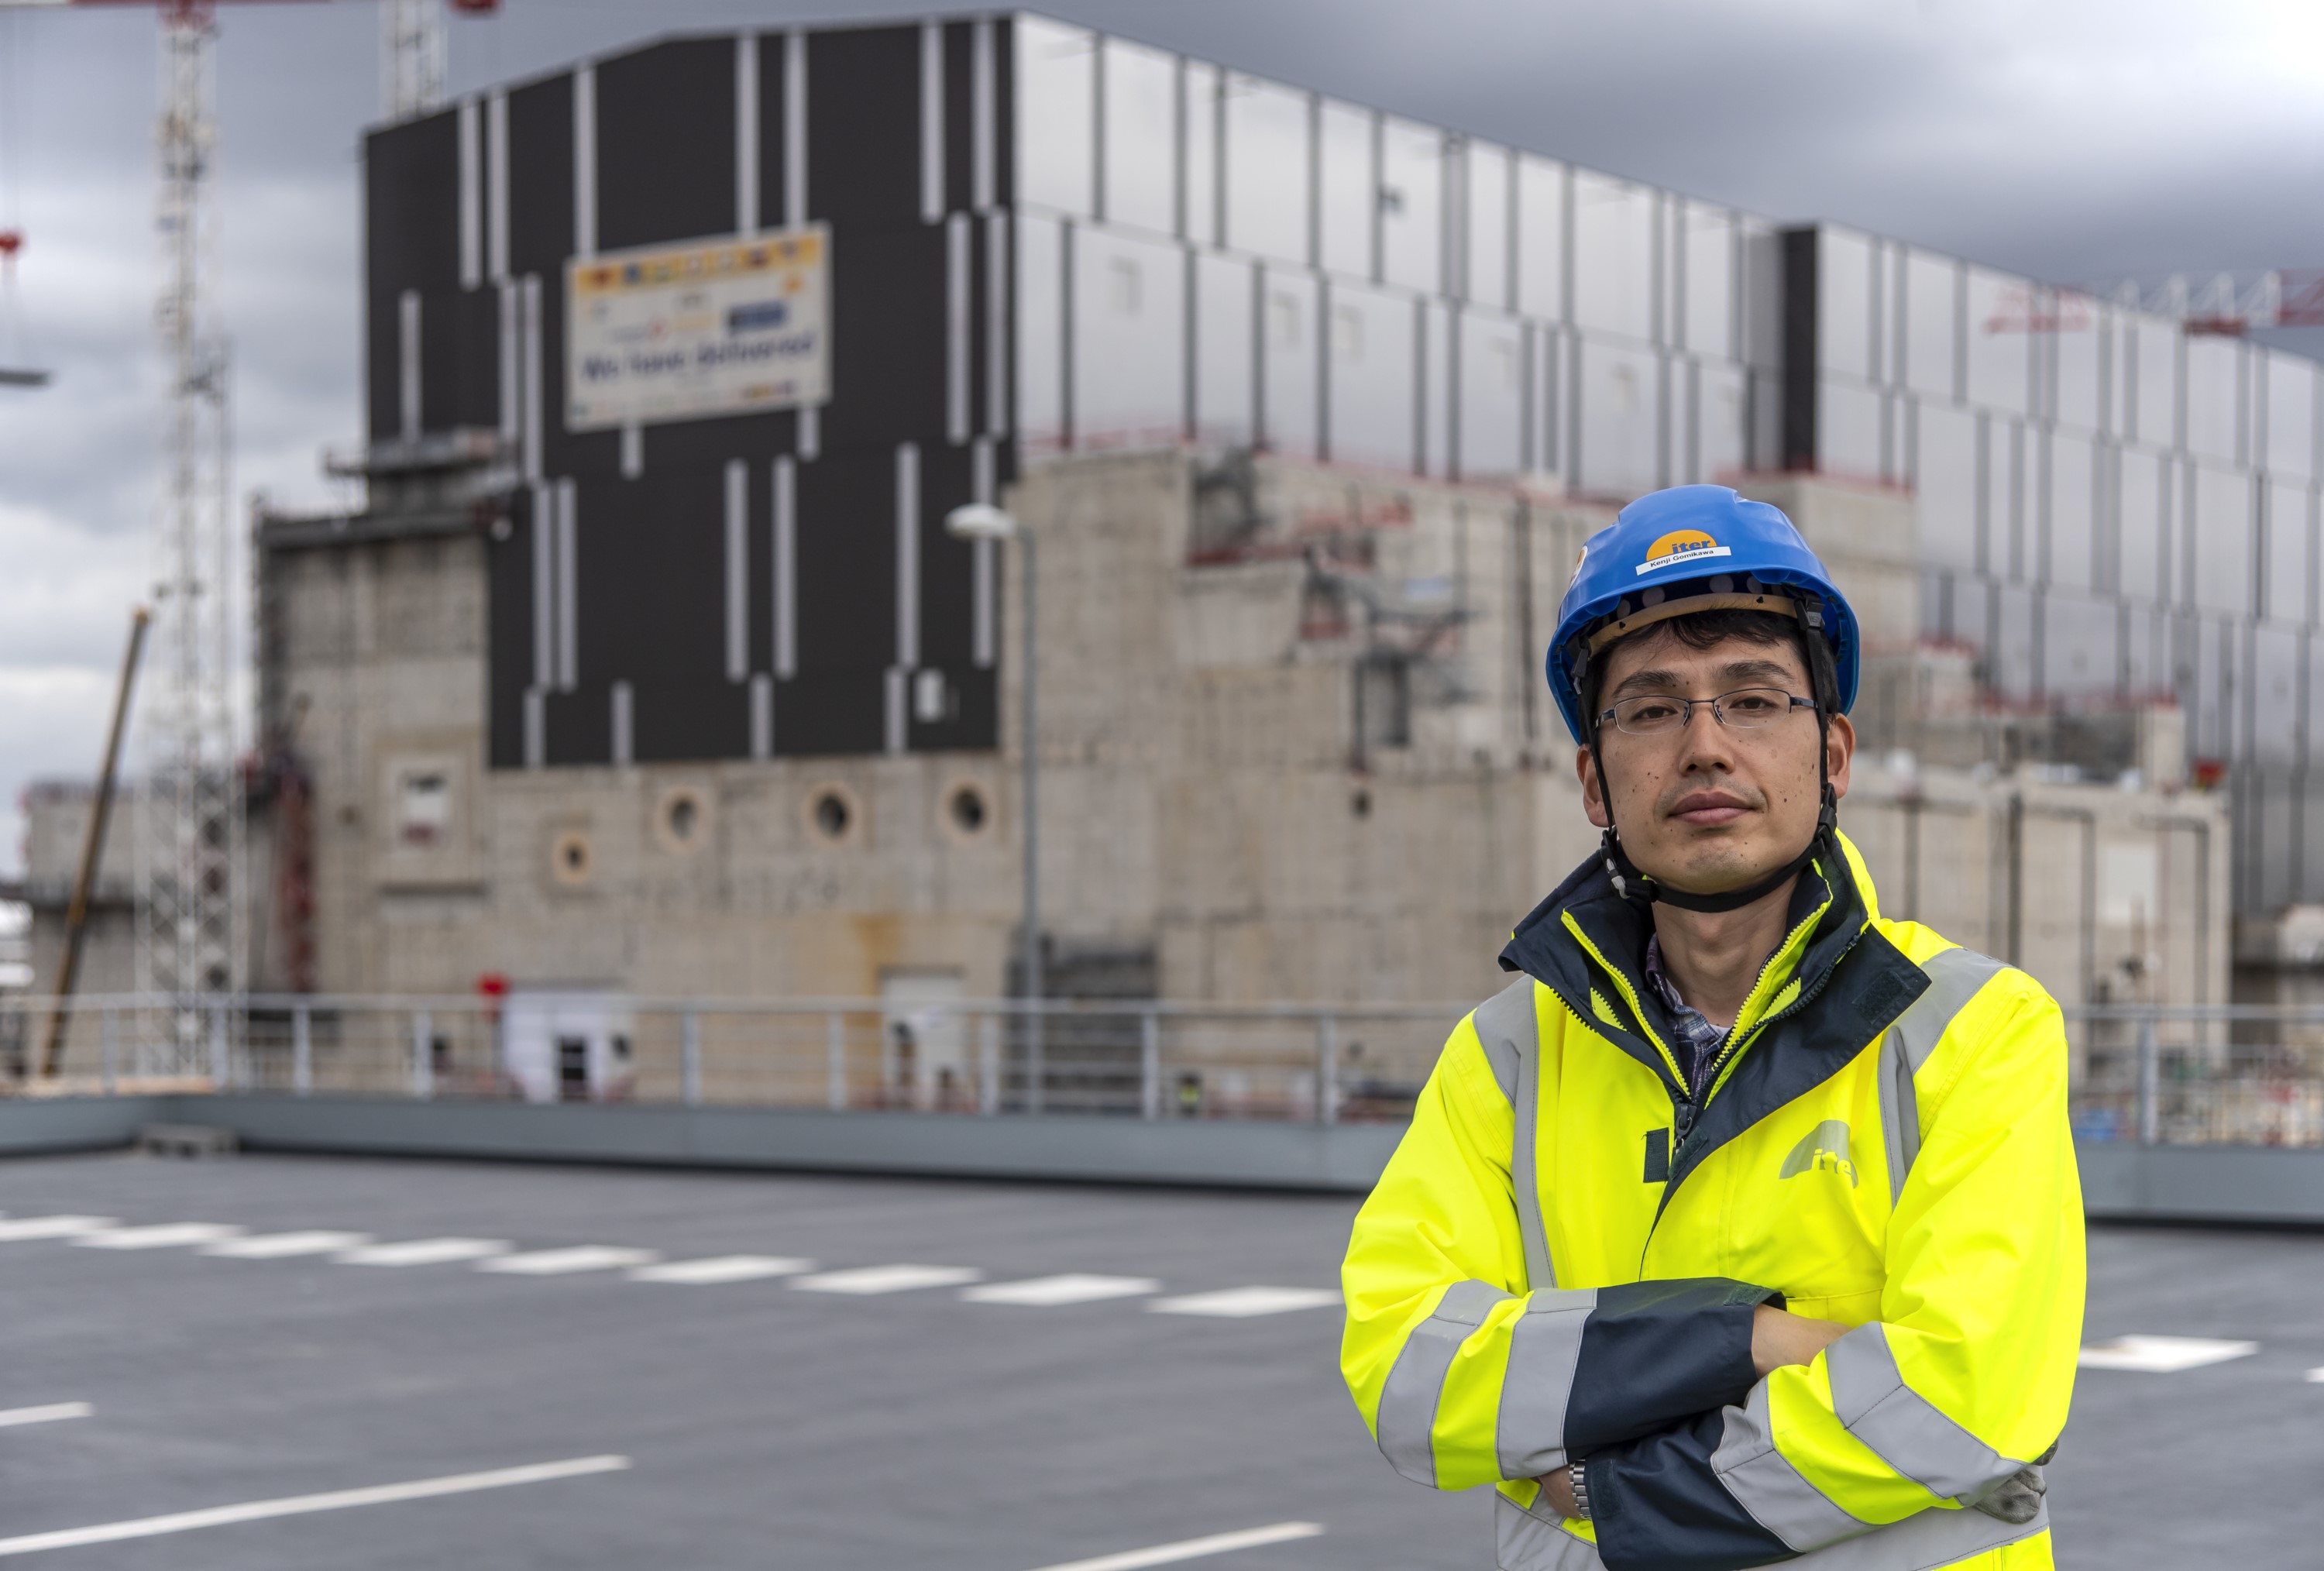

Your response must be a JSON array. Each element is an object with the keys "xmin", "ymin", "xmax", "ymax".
[{"xmin": 1597, "ymin": 686, "xmax": 1817, "ymax": 738}]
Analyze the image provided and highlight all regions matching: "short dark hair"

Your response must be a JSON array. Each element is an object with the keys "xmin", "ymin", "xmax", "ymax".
[{"xmin": 1582, "ymin": 607, "xmax": 1822, "ymax": 730}]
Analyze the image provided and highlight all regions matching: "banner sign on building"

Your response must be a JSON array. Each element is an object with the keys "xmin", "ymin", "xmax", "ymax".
[{"xmin": 566, "ymin": 226, "xmax": 830, "ymax": 430}]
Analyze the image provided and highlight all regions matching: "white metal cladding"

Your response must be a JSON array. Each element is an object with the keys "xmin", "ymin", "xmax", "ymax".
[{"xmin": 1006, "ymin": 12, "xmax": 2324, "ymax": 915}]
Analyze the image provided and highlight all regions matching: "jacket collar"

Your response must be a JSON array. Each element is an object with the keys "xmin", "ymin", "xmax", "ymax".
[{"xmin": 1498, "ymin": 830, "xmax": 1882, "ymax": 1092}]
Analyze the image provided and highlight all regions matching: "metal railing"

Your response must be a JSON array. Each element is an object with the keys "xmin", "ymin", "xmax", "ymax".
[
  {"xmin": 2061, "ymin": 1006, "xmax": 2324, "ymax": 1149},
  {"xmin": 0, "ymin": 992, "xmax": 1466, "ymax": 1126},
  {"xmin": 5, "ymin": 994, "xmax": 2324, "ymax": 1150}
]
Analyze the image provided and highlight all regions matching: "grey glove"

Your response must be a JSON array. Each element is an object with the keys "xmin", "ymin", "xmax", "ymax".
[{"xmin": 1970, "ymin": 1444, "xmax": 2055, "ymax": 1525}]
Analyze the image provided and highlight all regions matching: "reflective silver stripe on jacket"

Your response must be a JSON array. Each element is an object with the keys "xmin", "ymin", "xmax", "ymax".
[
  {"xmin": 1375, "ymin": 1278, "xmax": 1511, "ymax": 1486},
  {"xmin": 1711, "ymin": 1380, "xmax": 1872, "ymax": 1550},
  {"xmin": 1473, "ymin": 976, "xmax": 1555, "ymax": 1291},
  {"xmin": 1495, "ymin": 1287, "xmax": 1598, "ymax": 1480},
  {"xmin": 1494, "ymin": 1488, "xmax": 2050, "ymax": 1571},
  {"xmin": 1826, "ymin": 1325, "xmax": 2026, "ymax": 1503},
  {"xmin": 1877, "ymin": 947, "xmax": 2009, "ymax": 1205}
]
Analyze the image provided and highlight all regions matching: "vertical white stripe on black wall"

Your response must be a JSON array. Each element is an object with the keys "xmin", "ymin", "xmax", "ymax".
[
  {"xmin": 621, "ymin": 421, "xmax": 642, "ymax": 478},
  {"xmin": 523, "ymin": 689, "xmax": 545, "ymax": 769},
  {"xmin": 884, "ymin": 668, "xmax": 907, "ymax": 755},
  {"xmin": 573, "ymin": 63, "xmax": 597, "ymax": 257},
  {"xmin": 486, "ymin": 90, "xmax": 509, "ymax": 283},
  {"xmin": 497, "ymin": 280, "xmax": 519, "ymax": 442},
  {"xmin": 987, "ymin": 215, "xmax": 1010, "ymax": 437},
  {"xmin": 972, "ymin": 436, "xmax": 995, "ymax": 667},
  {"xmin": 521, "ymin": 275, "xmax": 543, "ymax": 481},
  {"xmin": 896, "ymin": 442, "xmax": 922, "ymax": 669},
  {"xmin": 397, "ymin": 290, "xmax": 421, "ymax": 438},
  {"xmin": 555, "ymin": 478, "xmax": 579, "ymax": 690},
  {"xmin": 531, "ymin": 481, "xmax": 554, "ymax": 688},
  {"xmin": 772, "ymin": 455, "xmax": 797, "ymax": 677},
  {"xmin": 971, "ymin": 19, "xmax": 995, "ymax": 212},
  {"xmin": 735, "ymin": 33, "xmax": 760, "ymax": 235},
  {"xmin": 725, "ymin": 459, "xmax": 749, "ymax": 681},
  {"xmin": 784, "ymin": 31, "xmax": 807, "ymax": 226},
  {"xmin": 611, "ymin": 681, "xmax": 634, "ymax": 766},
  {"xmin": 457, "ymin": 98, "xmax": 481, "ymax": 289},
  {"xmin": 920, "ymin": 21, "xmax": 944, "ymax": 224},
  {"xmin": 750, "ymin": 673, "xmax": 773, "ymax": 759},
  {"xmin": 786, "ymin": 31, "xmax": 813, "ymax": 460},
  {"xmin": 947, "ymin": 214, "xmax": 971, "ymax": 444}
]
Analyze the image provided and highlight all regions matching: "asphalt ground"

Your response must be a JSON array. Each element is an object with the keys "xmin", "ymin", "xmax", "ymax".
[{"xmin": 0, "ymin": 1151, "xmax": 2313, "ymax": 1569}]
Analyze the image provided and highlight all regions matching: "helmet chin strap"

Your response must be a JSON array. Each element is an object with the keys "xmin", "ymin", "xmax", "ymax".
[{"xmin": 1590, "ymin": 720, "xmax": 1839, "ymax": 917}]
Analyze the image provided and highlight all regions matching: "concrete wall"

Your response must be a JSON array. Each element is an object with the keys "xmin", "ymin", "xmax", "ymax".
[{"xmin": 22, "ymin": 453, "xmax": 2233, "ymax": 1095}]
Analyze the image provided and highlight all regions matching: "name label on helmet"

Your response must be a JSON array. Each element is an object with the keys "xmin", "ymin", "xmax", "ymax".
[{"xmin": 1635, "ymin": 529, "xmax": 1732, "ymax": 576}]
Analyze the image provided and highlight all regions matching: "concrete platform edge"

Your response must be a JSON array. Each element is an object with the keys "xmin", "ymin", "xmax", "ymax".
[{"xmin": 5, "ymin": 1098, "xmax": 2324, "ymax": 1215}]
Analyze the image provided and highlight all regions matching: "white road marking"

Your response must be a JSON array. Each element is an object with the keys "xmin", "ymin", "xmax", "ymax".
[
  {"xmin": 2305, "ymin": 1366, "xmax": 2324, "ymax": 1384},
  {"xmin": 1148, "ymin": 1287, "xmax": 1340, "ymax": 1318},
  {"xmin": 334, "ymin": 1239, "xmax": 512, "ymax": 1267},
  {"xmin": 790, "ymin": 1264, "xmax": 984, "ymax": 1295},
  {"xmin": 1023, "ymin": 1521, "xmax": 1325, "ymax": 1571},
  {"xmin": 964, "ymin": 1274, "xmax": 1161, "ymax": 1307},
  {"xmin": 0, "ymin": 1454, "xmax": 630, "ymax": 1557},
  {"xmin": 72, "ymin": 1225, "xmax": 243, "ymax": 1252},
  {"xmin": 201, "ymin": 1232, "xmax": 373, "ymax": 1260},
  {"xmin": 627, "ymin": 1255, "xmax": 816, "ymax": 1284},
  {"xmin": 2078, "ymin": 1335, "xmax": 2259, "ymax": 1372},
  {"xmin": 475, "ymin": 1246, "xmax": 660, "ymax": 1277},
  {"xmin": 0, "ymin": 1404, "xmax": 92, "ymax": 1429},
  {"xmin": 0, "ymin": 1219, "xmax": 115, "ymax": 1243}
]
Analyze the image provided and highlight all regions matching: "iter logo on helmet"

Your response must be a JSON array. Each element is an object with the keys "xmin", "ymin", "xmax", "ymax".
[{"xmin": 1634, "ymin": 528, "xmax": 1731, "ymax": 575}]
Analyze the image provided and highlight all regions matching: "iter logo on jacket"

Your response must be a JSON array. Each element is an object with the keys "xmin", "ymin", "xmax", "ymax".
[
  {"xmin": 1634, "ymin": 528, "xmax": 1733, "ymax": 575},
  {"xmin": 1779, "ymin": 1119, "xmax": 1859, "ymax": 1188}
]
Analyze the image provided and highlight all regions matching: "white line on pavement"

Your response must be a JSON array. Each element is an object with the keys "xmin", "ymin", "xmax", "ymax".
[
  {"xmin": 2305, "ymin": 1366, "xmax": 2324, "ymax": 1384},
  {"xmin": 1023, "ymin": 1521, "xmax": 1324, "ymax": 1571},
  {"xmin": 475, "ymin": 1247, "xmax": 660, "ymax": 1277},
  {"xmin": 2078, "ymin": 1335, "xmax": 2259, "ymax": 1372},
  {"xmin": 0, "ymin": 1219, "xmax": 115, "ymax": 1243},
  {"xmin": 0, "ymin": 1404, "xmax": 92, "ymax": 1429},
  {"xmin": 71, "ymin": 1226, "xmax": 244, "ymax": 1252},
  {"xmin": 1148, "ymin": 1287, "xmax": 1340, "ymax": 1318},
  {"xmin": 334, "ymin": 1239, "xmax": 512, "ymax": 1267},
  {"xmin": 627, "ymin": 1256, "xmax": 816, "ymax": 1284},
  {"xmin": 0, "ymin": 1455, "xmax": 631, "ymax": 1558},
  {"xmin": 964, "ymin": 1274, "xmax": 1161, "ymax": 1307},
  {"xmin": 201, "ymin": 1232, "xmax": 373, "ymax": 1260},
  {"xmin": 790, "ymin": 1264, "xmax": 984, "ymax": 1295}
]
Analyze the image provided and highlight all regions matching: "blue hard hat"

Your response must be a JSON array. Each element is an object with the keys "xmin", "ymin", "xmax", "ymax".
[{"xmin": 1545, "ymin": 486, "xmax": 1858, "ymax": 744}]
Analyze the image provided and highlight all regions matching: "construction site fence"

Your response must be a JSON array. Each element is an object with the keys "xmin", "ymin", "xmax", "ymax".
[{"xmin": 1, "ymin": 995, "xmax": 2322, "ymax": 1148}]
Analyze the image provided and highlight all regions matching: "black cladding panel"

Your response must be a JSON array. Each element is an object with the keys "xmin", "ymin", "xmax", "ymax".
[
  {"xmin": 595, "ymin": 40, "xmax": 738, "ymax": 251},
  {"xmin": 804, "ymin": 26, "xmax": 923, "ymax": 228},
  {"xmin": 371, "ymin": 23, "xmax": 1012, "ymax": 774},
  {"xmin": 366, "ymin": 113, "xmax": 461, "ymax": 442}
]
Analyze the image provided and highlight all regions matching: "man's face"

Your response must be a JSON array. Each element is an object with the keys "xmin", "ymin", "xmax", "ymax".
[{"xmin": 1574, "ymin": 629, "xmax": 1854, "ymax": 896}]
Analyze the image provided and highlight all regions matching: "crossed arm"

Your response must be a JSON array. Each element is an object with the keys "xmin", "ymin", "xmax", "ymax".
[{"xmin": 1530, "ymin": 1305, "xmax": 1845, "ymax": 1518}]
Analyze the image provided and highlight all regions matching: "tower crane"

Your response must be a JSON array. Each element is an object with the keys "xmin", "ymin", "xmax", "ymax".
[{"xmin": 0, "ymin": 0, "xmax": 493, "ymax": 1062}]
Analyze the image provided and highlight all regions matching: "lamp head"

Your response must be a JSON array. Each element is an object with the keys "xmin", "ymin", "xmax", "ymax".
[{"xmin": 944, "ymin": 503, "xmax": 1019, "ymax": 541}]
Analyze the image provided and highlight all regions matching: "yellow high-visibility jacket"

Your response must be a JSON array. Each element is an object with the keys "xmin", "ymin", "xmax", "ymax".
[{"xmin": 1341, "ymin": 831, "xmax": 2083, "ymax": 1570}]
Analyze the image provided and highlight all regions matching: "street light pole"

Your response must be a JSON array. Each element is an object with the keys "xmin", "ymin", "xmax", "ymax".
[
  {"xmin": 945, "ymin": 503, "xmax": 1041, "ymax": 1109},
  {"xmin": 1017, "ymin": 528, "xmax": 1040, "ymax": 1066}
]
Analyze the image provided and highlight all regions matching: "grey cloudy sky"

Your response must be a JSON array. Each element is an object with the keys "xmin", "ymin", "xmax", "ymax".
[{"xmin": 0, "ymin": 0, "xmax": 2319, "ymax": 873}]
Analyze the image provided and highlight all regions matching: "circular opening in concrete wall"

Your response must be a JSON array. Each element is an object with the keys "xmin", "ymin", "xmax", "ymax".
[
  {"xmin": 946, "ymin": 782, "xmax": 990, "ymax": 837},
  {"xmin": 551, "ymin": 829, "xmax": 595, "ymax": 888},
  {"xmin": 655, "ymin": 786, "xmax": 709, "ymax": 854},
  {"xmin": 805, "ymin": 783, "xmax": 858, "ymax": 846}
]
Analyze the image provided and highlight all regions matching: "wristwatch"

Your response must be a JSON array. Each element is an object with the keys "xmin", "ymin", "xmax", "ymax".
[{"xmin": 1569, "ymin": 1457, "xmax": 1592, "ymax": 1521}]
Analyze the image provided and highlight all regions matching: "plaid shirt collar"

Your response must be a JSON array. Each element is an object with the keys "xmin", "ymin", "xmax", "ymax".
[{"xmin": 1642, "ymin": 931, "xmax": 1729, "ymax": 1094}]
